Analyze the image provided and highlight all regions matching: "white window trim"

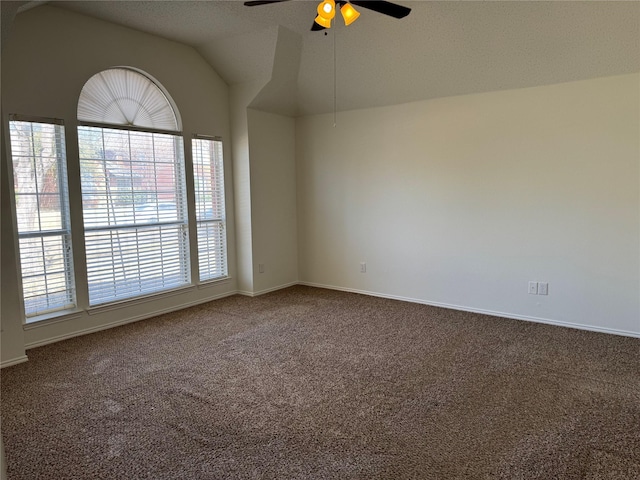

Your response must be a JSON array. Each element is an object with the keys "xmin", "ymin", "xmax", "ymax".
[
  {"xmin": 8, "ymin": 114, "xmax": 77, "ymax": 319},
  {"xmin": 78, "ymin": 124, "xmax": 190, "ymax": 307},
  {"xmin": 191, "ymin": 134, "xmax": 229, "ymax": 283}
]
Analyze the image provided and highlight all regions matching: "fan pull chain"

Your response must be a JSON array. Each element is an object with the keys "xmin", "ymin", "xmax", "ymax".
[{"xmin": 333, "ymin": 28, "xmax": 337, "ymax": 127}]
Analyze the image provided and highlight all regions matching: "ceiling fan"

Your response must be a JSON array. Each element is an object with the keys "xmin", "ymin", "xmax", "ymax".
[{"xmin": 243, "ymin": 0, "xmax": 411, "ymax": 31}]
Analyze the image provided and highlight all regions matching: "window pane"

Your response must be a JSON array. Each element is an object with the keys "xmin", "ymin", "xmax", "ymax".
[
  {"xmin": 9, "ymin": 119, "xmax": 75, "ymax": 317},
  {"xmin": 192, "ymin": 138, "xmax": 227, "ymax": 281},
  {"xmin": 79, "ymin": 126, "xmax": 190, "ymax": 306},
  {"xmin": 84, "ymin": 225, "xmax": 189, "ymax": 304},
  {"xmin": 197, "ymin": 221, "xmax": 227, "ymax": 281}
]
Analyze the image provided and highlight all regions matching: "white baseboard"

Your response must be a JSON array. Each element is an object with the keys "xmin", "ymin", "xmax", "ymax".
[
  {"xmin": 24, "ymin": 291, "xmax": 239, "ymax": 350},
  {"xmin": 25, "ymin": 282, "xmax": 298, "ymax": 350},
  {"xmin": 298, "ymin": 281, "xmax": 640, "ymax": 339},
  {"xmin": 18, "ymin": 281, "xmax": 640, "ymax": 352},
  {"xmin": 238, "ymin": 281, "xmax": 299, "ymax": 298},
  {"xmin": 1, "ymin": 355, "xmax": 28, "ymax": 369}
]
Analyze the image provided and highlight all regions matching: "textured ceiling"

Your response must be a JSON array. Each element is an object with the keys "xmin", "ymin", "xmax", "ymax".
[{"xmin": 28, "ymin": 1, "xmax": 640, "ymax": 115}]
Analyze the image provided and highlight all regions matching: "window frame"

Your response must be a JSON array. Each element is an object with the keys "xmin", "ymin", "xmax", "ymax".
[
  {"xmin": 7, "ymin": 114, "xmax": 77, "ymax": 320},
  {"xmin": 75, "ymin": 67, "xmax": 193, "ymax": 308},
  {"xmin": 192, "ymin": 134, "xmax": 229, "ymax": 283},
  {"xmin": 77, "ymin": 121, "xmax": 191, "ymax": 307},
  {"xmin": 5, "ymin": 67, "xmax": 232, "ymax": 323}
]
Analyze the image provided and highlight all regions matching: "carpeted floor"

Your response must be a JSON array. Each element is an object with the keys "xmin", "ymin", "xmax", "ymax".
[{"xmin": 1, "ymin": 286, "xmax": 639, "ymax": 479}]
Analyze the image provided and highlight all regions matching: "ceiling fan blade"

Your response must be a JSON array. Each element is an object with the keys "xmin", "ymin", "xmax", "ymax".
[
  {"xmin": 311, "ymin": 22, "xmax": 327, "ymax": 31},
  {"xmin": 349, "ymin": 1, "xmax": 411, "ymax": 19},
  {"xmin": 244, "ymin": 0, "xmax": 291, "ymax": 6}
]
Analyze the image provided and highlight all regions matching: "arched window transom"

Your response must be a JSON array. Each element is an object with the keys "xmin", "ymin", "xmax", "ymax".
[{"xmin": 77, "ymin": 68, "xmax": 179, "ymax": 131}]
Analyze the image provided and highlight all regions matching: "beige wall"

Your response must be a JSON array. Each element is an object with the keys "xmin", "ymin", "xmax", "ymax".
[
  {"xmin": 1, "ymin": 122, "xmax": 27, "ymax": 366},
  {"xmin": 229, "ymin": 27, "xmax": 300, "ymax": 296},
  {"xmin": 231, "ymin": 100, "xmax": 299, "ymax": 296},
  {"xmin": 1, "ymin": 5, "xmax": 237, "ymax": 363},
  {"xmin": 297, "ymin": 74, "xmax": 640, "ymax": 335},
  {"xmin": 248, "ymin": 109, "xmax": 298, "ymax": 293},
  {"xmin": 230, "ymin": 81, "xmax": 265, "ymax": 294}
]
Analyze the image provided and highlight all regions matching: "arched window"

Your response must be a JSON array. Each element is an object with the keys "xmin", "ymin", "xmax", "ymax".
[
  {"xmin": 77, "ymin": 68, "xmax": 180, "ymax": 130},
  {"xmin": 77, "ymin": 68, "xmax": 191, "ymax": 305},
  {"xmin": 8, "ymin": 67, "xmax": 227, "ymax": 321}
]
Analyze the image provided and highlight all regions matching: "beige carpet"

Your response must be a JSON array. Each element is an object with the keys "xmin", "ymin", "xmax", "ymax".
[{"xmin": 1, "ymin": 286, "xmax": 639, "ymax": 479}]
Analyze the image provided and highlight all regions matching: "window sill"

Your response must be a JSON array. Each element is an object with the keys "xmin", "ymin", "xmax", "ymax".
[
  {"xmin": 24, "ymin": 309, "xmax": 85, "ymax": 330},
  {"xmin": 22, "ymin": 280, "xmax": 233, "ymax": 330},
  {"xmin": 197, "ymin": 276, "xmax": 232, "ymax": 289},
  {"xmin": 87, "ymin": 285, "xmax": 197, "ymax": 315}
]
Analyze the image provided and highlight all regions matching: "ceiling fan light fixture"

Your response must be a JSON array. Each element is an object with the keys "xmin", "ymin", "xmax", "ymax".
[
  {"xmin": 314, "ymin": 14, "xmax": 332, "ymax": 28},
  {"xmin": 340, "ymin": 3, "xmax": 360, "ymax": 26},
  {"xmin": 317, "ymin": 0, "xmax": 336, "ymax": 20}
]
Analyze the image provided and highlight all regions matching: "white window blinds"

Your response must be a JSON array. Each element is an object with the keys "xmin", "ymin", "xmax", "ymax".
[
  {"xmin": 9, "ymin": 118, "xmax": 76, "ymax": 317},
  {"xmin": 192, "ymin": 137, "xmax": 227, "ymax": 281},
  {"xmin": 77, "ymin": 68, "xmax": 178, "ymax": 131},
  {"xmin": 78, "ymin": 126, "xmax": 190, "ymax": 305}
]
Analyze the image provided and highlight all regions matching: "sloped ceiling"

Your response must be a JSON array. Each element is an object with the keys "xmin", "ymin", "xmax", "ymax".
[
  {"xmin": 28, "ymin": 1, "xmax": 640, "ymax": 116},
  {"xmin": 1, "ymin": 1, "xmax": 32, "ymax": 49}
]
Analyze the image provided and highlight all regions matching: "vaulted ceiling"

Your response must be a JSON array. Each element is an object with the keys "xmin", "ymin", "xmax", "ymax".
[{"xmin": 11, "ymin": 1, "xmax": 640, "ymax": 116}]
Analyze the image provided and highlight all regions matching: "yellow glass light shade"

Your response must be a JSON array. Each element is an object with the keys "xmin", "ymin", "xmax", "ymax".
[
  {"xmin": 317, "ymin": 0, "xmax": 336, "ymax": 20},
  {"xmin": 340, "ymin": 3, "xmax": 360, "ymax": 26},
  {"xmin": 315, "ymin": 14, "xmax": 332, "ymax": 28}
]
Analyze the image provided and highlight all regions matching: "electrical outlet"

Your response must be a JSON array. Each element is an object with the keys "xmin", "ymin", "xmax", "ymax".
[
  {"xmin": 258, "ymin": 263, "xmax": 264, "ymax": 274},
  {"xmin": 538, "ymin": 282, "xmax": 548, "ymax": 295},
  {"xmin": 360, "ymin": 262, "xmax": 366, "ymax": 273},
  {"xmin": 528, "ymin": 281, "xmax": 538, "ymax": 295}
]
